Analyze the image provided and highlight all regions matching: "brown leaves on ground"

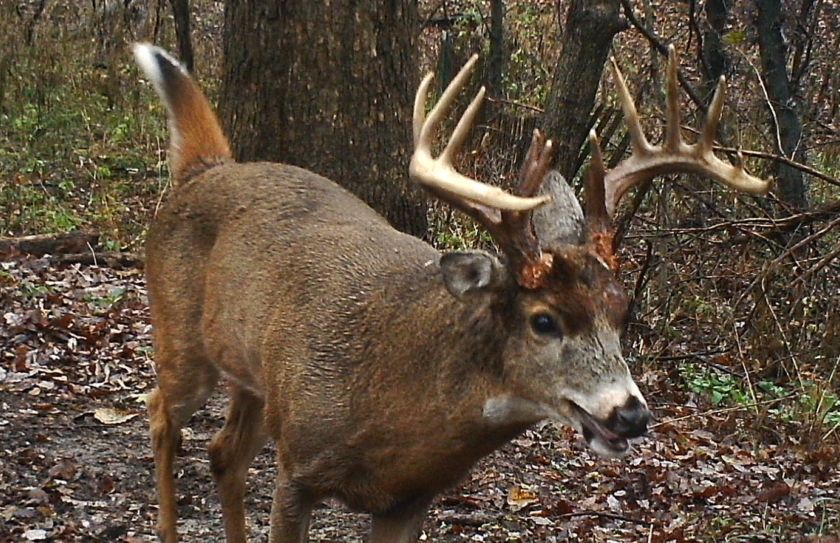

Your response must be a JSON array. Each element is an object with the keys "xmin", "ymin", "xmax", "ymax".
[{"xmin": 1, "ymin": 256, "xmax": 838, "ymax": 541}]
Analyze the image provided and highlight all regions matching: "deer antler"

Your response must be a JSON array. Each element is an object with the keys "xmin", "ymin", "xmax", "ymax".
[
  {"xmin": 410, "ymin": 56, "xmax": 555, "ymax": 288},
  {"xmin": 585, "ymin": 46, "xmax": 771, "ymax": 267},
  {"xmin": 411, "ymin": 55, "xmax": 550, "ymax": 212},
  {"xmin": 588, "ymin": 45, "xmax": 770, "ymax": 221}
]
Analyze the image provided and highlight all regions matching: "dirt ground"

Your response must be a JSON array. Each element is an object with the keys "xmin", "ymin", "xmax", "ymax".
[{"xmin": 1, "ymin": 257, "xmax": 838, "ymax": 542}]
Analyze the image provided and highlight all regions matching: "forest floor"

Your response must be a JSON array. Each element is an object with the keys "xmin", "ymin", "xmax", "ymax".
[{"xmin": 1, "ymin": 256, "xmax": 838, "ymax": 543}]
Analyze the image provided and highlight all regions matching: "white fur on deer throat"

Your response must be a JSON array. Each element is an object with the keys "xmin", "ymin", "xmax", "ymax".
[{"xmin": 482, "ymin": 395, "xmax": 547, "ymax": 425}]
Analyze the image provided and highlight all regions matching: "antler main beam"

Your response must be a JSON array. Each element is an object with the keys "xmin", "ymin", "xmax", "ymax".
[
  {"xmin": 410, "ymin": 56, "xmax": 557, "ymax": 288},
  {"xmin": 410, "ymin": 55, "xmax": 550, "ymax": 212},
  {"xmin": 596, "ymin": 45, "xmax": 770, "ymax": 217}
]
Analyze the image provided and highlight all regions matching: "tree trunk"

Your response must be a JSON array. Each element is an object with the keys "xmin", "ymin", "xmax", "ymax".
[
  {"xmin": 220, "ymin": 1, "xmax": 427, "ymax": 238},
  {"xmin": 701, "ymin": 0, "xmax": 730, "ymax": 95},
  {"xmin": 539, "ymin": 0, "xmax": 626, "ymax": 183},
  {"xmin": 756, "ymin": 0, "xmax": 808, "ymax": 212},
  {"xmin": 487, "ymin": 0, "xmax": 505, "ymax": 98},
  {"xmin": 169, "ymin": 0, "xmax": 194, "ymax": 72}
]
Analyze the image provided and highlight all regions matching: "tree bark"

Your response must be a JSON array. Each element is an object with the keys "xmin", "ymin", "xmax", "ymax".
[
  {"xmin": 220, "ymin": 1, "xmax": 427, "ymax": 238},
  {"xmin": 0, "ymin": 231, "xmax": 100, "ymax": 259},
  {"xmin": 487, "ymin": 0, "xmax": 505, "ymax": 98},
  {"xmin": 169, "ymin": 0, "xmax": 194, "ymax": 72},
  {"xmin": 539, "ymin": 0, "xmax": 627, "ymax": 183},
  {"xmin": 756, "ymin": 0, "xmax": 809, "ymax": 211},
  {"xmin": 701, "ymin": 0, "xmax": 730, "ymax": 95}
]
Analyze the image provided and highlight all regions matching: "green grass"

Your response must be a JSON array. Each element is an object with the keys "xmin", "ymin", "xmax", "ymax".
[
  {"xmin": 680, "ymin": 362, "xmax": 840, "ymax": 434},
  {"xmin": 0, "ymin": 20, "xmax": 168, "ymax": 248}
]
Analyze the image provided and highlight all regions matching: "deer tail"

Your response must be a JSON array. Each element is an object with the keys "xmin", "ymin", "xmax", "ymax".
[{"xmin": 133, "ymin": 43, "xmax": 231, "ymax": 183}]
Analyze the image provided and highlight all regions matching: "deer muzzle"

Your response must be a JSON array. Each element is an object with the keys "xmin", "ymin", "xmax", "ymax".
[{"xmin": 565, "ymin": 394, "xmax": 650, "ymax": 458}]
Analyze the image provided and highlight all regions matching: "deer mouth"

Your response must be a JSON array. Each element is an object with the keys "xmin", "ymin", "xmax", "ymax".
[{"xmin": 569, "ymin": 402, "xmax": 630, "ymax": 457}]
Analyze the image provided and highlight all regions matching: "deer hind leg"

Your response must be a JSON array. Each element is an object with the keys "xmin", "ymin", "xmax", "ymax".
[
  {"xmin": 149, "ymin": 348, "xmax": 219, "ymax": 543},
  {"xmin": 370, "ymin": 499, "xmax": 431, "ymax": 543},
  {"xmin": 268, "ymin": 475, "xmax": 314, "ymax": 543},
  {"xmin": 208, "ymin": 386, "xmax": 268, "ymax": 543}
]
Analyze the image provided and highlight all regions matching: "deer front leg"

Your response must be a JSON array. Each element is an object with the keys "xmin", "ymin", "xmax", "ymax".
[{"xmin": 370, "ymin": 499, "xmax": 431, "ymax": 543}]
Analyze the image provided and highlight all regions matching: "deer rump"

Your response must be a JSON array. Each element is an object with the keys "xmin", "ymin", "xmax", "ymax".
[{"xmin": 135, "ymin": 43, "xmax": 767, "ymax": 543}]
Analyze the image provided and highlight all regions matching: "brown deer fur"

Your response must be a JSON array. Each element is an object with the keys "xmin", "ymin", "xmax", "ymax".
[{"xmin": 136, "ymin": 44, "xmax": 653, "ymax": 543}]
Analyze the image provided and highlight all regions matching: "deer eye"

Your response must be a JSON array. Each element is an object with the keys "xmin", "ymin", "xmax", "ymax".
[{"xmin": 530, "ymin": 312, "xmax": 561, "ymax": 337}]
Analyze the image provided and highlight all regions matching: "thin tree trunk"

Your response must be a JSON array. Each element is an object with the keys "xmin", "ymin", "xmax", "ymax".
[
  {"xmin": 487, "ymin": 0, "xmax": 505, "ymax": 98},
  {"xmin": 168, "ymin": 0, "xmax": 194, "ymax": 72},
  {"xmin": 539, "ymin": 0, "xmax": 626, "ymax": 183},
  {"xmin": 701, "ymin": 0, "xmax": 730, "ymax": 96},
  {"xmin": 221, "ymin": 1, "xmax": 427, "ymax": 237},
  {"xmin": 756, "ymin": 0, "xmax": 808, "ymax": 212}
]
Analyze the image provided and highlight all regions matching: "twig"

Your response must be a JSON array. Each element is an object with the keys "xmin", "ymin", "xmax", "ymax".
[
  {"xmin": 556, "ymin": 510, "xmax": 652, "ymax": 526},
  {"xmin": 652, "ymin": 348, "xmax": 744, "ymax": 379},
  {"xmin": 486, "ymin": 96, "xmax": 544, "ymax": 114},
  {"xmin": 627, "ymin": 199, "xmax": 840, "ymax": 237},
  {"xmin": 813, "ymin": 356, "xmax": 840, "ymax": 437},
  {"xmin": 627, "ymin": 239, "xmax": 654, "ymax": 333},
  {"xmin": 718, "ymin": 146, "xmax": 840, "ymax": 187},
  {"xmin": 619, "ymin": 0, "xmax": 706, "ymax": 110},
  {"xmin": 651, "ymin": 393, "xmax": 797, "ymax": 428},
  {"xmin": 733, "ymin": 320, "xmax": 759, "ymax": 413},
  {"xmin": 795, "ymin": 243, "xmax": 840, "ymax": 283},
  {"xmin": 732, "ymin": 213, "xmax": 840, "ymax": 311},
  {"xmin": 86, "ymin": 241, "xmax": 98, "ymax": 268},
  {"xmin": 437, "ymin": 513, "xmax": 496, "ymax": 527},
  {"xmin": 735, "ymin": 46, "xmax": 785, "ymax": 157}
]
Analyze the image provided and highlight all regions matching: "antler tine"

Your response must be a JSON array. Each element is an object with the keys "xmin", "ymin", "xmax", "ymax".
[
  {"xmin": 440, "ymin": 82, "xmax": 485, "ymax": 166},
  {"xmin": 410, "ymin": 56, "xmax": 558, "ymax": 288},
  {"xmin": 413, "ymin": 72, "xmax": 435, "ymax": 146},
  {"xmin": 585, "ymin": 130, "xmax": 620, "ymax": 271},
  {"xmin": 700, "ymin": 75, "xmax": 726, "ymax": 155},
  {"xmin": 518, "ymin": 129, "xmax": 554, "ymax": 197},
  {"xmin": 609, "ymin": 57, "xmax": 652, "ymax": 157},
  {"xmin": 585, "ymin": 130, "xmax": 609, "ymax": 229},
  {"xmin": 601, "ymin": 49, "xmax": 770, "ymax": 216},
  {"xmin": 409, "ymin": 55, "xmax": 550, "ymax": 212}
]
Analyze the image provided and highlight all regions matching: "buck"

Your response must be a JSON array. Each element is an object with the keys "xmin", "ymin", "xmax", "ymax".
[{"xmin": 133, "ymin": 43, "xmax": 768, "ymax": 542}]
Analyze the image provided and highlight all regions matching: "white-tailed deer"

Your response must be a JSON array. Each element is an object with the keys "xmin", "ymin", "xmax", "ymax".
[{"xmin": 133, "ymin": 43, "xmax": 768, "ymax": 542}]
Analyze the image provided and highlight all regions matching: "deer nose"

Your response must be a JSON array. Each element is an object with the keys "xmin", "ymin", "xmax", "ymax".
[{"xmin": 609, "ymin": 396, "xmax": 650, "ymax": 438}]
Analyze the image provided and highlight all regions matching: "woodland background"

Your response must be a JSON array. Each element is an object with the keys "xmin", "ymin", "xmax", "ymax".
[{"xmin": 0, "ymin": 0, "xmax": 838, "ymax": 541}]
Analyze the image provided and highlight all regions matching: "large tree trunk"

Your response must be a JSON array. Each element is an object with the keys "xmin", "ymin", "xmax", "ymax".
[
  {"xmin": 220, "ymin": 1, "xmax": 427, "ymax": 238},
  {"xmin": 539, "ymin": 0, "xmax": 626, "ymax": 183},
  {"xmin": 756, "ymin": 0, "xmax": 808, "ymax": 212}
]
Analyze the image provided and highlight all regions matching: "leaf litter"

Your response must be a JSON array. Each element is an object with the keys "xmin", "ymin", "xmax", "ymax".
[{"xmin": 1, "ymin": 256, "xmax": 838, "ymax": 542}]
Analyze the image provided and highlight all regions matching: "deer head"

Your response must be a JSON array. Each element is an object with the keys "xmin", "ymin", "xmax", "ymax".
[{"xmin": 410, "ymin": 48, "xmax": 768, "ymax": 456}]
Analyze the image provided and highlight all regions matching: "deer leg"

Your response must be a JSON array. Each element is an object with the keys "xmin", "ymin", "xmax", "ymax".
[
  {"xmin": 208, "ymin": 386, "xmax": 268, "ymax": 543},
  {"xmin": 268, "ymin": 475, "xmax": 314, "ymax": 543},
  {"xmin": 370, "ymin": 499, "xmax": 431, "ymax": 543},
  {"xmin": 149, "ymin": 352, "xmax": 218, "ymax": 543}
]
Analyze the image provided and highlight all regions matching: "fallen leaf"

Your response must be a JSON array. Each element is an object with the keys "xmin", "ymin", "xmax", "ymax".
[
  {"xmin": 93, "ymin": 407, "xmax": 138, "ymax": 425},
  {"xmin": 756, "ymin": 481, "xmax": 790, "ymax": 504},
  {"xmin": 23, "ymin": 529, "xmax": 48, "ymax": 541},
  {"xmin": 507, "ymin": 486, "xmax": 539, "ymax": 512}
]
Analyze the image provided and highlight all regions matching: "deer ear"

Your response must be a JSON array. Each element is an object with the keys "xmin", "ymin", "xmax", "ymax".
[
  {"xmin": 532, "ymin": 170, "xmax": 586, "ymax": 247},
  {"xmin": 440, "ymin": 251, "xmax": 507, "ymax": 299}
]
